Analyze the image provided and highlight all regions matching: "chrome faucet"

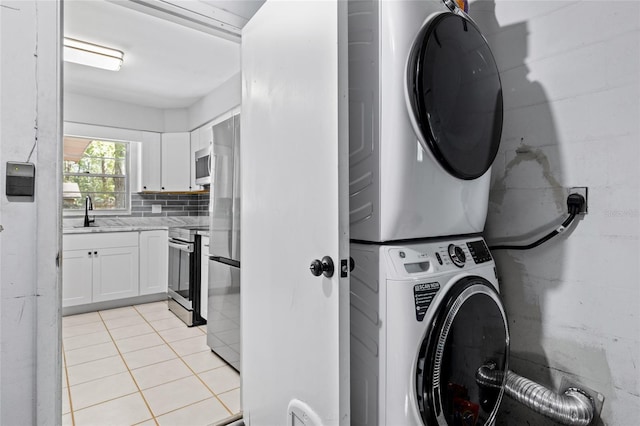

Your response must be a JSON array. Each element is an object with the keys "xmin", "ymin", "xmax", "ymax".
[{"xmin": 84, "ymin": 195, "xmax": 95, "ymax": 227}]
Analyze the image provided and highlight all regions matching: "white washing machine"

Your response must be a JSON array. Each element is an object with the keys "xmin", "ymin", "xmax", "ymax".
[
  {"xmin": 348, "ymin": 0, "xmax": 503, "ymax": 242},
  {"xmin": 350, "ymin": 236, "xmax": 509, "ymax": 425}
]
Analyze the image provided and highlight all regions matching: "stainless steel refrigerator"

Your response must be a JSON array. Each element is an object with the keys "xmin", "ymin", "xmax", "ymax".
[{"xmin": 207, "ymin": 114, "xmax": 241, "ymax": 371}]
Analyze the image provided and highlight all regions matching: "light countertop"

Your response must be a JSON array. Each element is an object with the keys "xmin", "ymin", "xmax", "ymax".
[
  {"xmin": 63, "ymin": 225, "xmax": 170, "ymax": 235},
  {"xmin": 62, "ymin": 217, "xmax": 207, "ymax": 235}
]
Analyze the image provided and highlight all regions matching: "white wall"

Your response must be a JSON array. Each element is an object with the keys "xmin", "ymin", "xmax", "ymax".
[
  {"xmin": 64, "ymin": 92, "xmax": 167, "ymax": 132},
  {"xmin": 470, "ymin": 1, "xmax": 640, "ymax": 423},
  {"xmin": 0, "ymin": 0, "xmax": 61, "ymax": 424},
  {"xmin": 188, "ymin": 72, "xmax": 241, "ymax": 129},
  {"xmin": 164, "ymin": 108, "xmax": 190, "ymax": 132},
  {"xmin": 64, "ymin": 73, "xmax": 241, "ymax": 133}
]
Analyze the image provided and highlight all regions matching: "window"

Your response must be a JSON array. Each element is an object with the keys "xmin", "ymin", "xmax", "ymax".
[{"xmin": 63, "ymin": 136, "xmax": 130, "ymax": 213}]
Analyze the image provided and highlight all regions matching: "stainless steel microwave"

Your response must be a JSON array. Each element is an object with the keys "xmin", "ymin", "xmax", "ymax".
[{"xmin": 195, "ymin": 146, "xmax": 212, "ymax": 186}]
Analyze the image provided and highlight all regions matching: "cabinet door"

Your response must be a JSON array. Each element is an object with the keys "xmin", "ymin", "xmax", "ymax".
[
  {"xmin": 161, "ymin": 132, "xmax": 191, "ymax": 191},
  {"xmin": 139, "ymin": 230, "xmax": 168, "ymax": 295},
  {"xmin": 62, "ymin": 249, "xmax": 93, "ymax": 307},
  {"xmin": 199, "ymin": 124, "xmax": 213, "ymax": 151},
  {"xmin": 92, "ymin": 246, "xmax": 140, "ymax": 302},
  {"xmin": 190, "ymin": 129, "xmax": 199, "ymax": 190},
  {"xmin": 200, "ymin": 236, "xmax": 210, "ymax": 320},
  {"xmin": 141, "ymin": 131, "xmax": 162, "ymax": 191}
]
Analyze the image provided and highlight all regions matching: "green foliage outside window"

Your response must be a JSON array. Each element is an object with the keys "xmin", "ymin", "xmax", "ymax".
[{"xmin": 63, "ymin": 138, "xmax": 129, "ymax": 212}]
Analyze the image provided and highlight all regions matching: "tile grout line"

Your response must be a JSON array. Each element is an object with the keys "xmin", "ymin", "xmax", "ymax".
[
  {"xmin": 96, "ymin": 309, "xmax": 159, "ymax": 426},
  {"xmin": 132, "ymin": 304, "xmax": 239, "ymax": 420},
  {"xmin": 64, "ymin": 312, "xmax": 154, "ymax": 421},
  {"xmin": 62, "ymin": 343, "xmax": 77, "ymax": 426},
  {"xmin": 65, "ymin": 302, "xmax": 240, "ymax": 423}
]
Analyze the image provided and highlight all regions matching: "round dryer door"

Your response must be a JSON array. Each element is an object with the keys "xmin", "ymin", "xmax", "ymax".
[
  {"xmin": 407, "ymin": 12, "xmax": 503, "ymax": 180},
  {"xmin": 415, "ymin": 276, "xmax": 509, "ymax": 426}
]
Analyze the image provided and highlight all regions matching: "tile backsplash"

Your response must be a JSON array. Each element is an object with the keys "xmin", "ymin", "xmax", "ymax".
[{"xmin": 131, "ymin": 192, "xmax": 209, "ymax": 217}]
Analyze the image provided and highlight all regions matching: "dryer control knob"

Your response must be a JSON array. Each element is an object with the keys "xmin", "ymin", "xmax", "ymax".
[{"xmin": 448, "ymin": 244, "xmax": 466, "ymax": 268}]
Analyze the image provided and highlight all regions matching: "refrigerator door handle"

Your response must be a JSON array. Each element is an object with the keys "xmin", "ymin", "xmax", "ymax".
[{"xmin": 209, "ymin": 256, "xmax": 240, "ymax": 268}]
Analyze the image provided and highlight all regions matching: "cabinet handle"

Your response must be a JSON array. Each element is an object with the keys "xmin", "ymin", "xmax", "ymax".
[
  {"xmin": 88, "ymin": 251, "xmax": 92, "ymax": 257},
  {"xmin": 94, "ymin": 251, "xmax": 98, "ymax": 256}
]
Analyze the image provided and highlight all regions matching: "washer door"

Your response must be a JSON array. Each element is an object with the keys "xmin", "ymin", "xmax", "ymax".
[
  {"xmin": 407, "ymin": 12, "xmax": 503, "ymax": 180},
  {"xmin": 415, "ymin": 276, "xmax": 509, "ymax": 425}
]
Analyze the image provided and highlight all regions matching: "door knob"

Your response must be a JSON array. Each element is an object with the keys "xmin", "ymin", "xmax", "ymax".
[{"xmin": 309, "ymin": 256, "xmax": 334, "ymax": 278}]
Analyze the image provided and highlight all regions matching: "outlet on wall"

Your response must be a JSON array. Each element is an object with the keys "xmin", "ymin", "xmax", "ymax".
[{"xmin": 569, "ymin": 187, "xmax": 588, "ymax": 214}]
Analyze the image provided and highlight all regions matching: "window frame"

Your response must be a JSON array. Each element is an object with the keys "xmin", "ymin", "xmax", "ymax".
[{"xmin": 62, "ymin": 135, "xmax": 132, "ymax": 216}]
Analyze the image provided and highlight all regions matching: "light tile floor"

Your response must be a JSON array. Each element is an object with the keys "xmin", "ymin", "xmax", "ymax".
[{"xmin": 62, "ymin": 301, "xmax": 241, "ymax": 426}]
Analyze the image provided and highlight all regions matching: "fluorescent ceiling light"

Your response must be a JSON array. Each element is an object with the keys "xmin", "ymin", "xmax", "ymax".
[{"xmin": 63, "ymin": 37, "xmax": 124, "ymax": 71}]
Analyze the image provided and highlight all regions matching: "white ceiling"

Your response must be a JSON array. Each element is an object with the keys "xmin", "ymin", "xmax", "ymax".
[{"xmin": 64, "ymin": 0, "xmax": 264, "ymax": 109}]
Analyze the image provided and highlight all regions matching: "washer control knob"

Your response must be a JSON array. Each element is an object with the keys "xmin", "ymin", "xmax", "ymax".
[{"xmin": 448, "ymin": 244, "xmax": 466, "ymax": 268}]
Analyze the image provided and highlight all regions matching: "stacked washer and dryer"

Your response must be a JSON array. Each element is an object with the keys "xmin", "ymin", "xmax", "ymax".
[{"xmin": 348, "ymin": 1, "xmax": 509, "ymax": 425}]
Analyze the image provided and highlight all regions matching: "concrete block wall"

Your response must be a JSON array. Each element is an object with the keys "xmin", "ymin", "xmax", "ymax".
[
  {"xmin": 0, "ymin": 1, "xmax": 61, "ymax": 423},
  {"xmin": 470, "ymin": 1, "xmax": 639, "ymax": 424}
]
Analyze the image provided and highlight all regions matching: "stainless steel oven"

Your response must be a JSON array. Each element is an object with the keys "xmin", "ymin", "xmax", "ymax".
[{"xmin": 168, "ymin": 227, "xmax": 206, "ymax": 326}]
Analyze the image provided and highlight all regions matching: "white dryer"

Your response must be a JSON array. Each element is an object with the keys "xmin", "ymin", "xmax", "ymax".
[
  {"xmin": 348, "ymin": 0, "xmax": 503, "ymax": 242},
  {"xmin": 350, "ymin": 236, "xmax": 509, "ymax": 425}
]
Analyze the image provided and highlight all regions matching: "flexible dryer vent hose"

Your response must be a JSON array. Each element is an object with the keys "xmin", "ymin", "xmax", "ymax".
[{"xmin": 476, "ymin": 365, "xmax": 595, "ymax": 426}]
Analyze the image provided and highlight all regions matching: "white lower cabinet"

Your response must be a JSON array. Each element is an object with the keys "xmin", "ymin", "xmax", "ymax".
[
  {"xmin": 139, "ymin": 230, "xmax": 168, "ymax": 295},
  {"xmin": 61, "ymin": 249, "xmax": 94, "ymax": 307},
  {"xmin": 91, "ymin": 245, "xmax": 139, "ymax": 303},
  {"xmin": 63, "ymin": 231, "xmax": 167, "ymax": 308}
]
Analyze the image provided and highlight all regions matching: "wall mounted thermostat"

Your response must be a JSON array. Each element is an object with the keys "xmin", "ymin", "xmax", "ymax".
[{"xmin": 6, "ymin": 162, "xmax": 35, "ymax": 196}]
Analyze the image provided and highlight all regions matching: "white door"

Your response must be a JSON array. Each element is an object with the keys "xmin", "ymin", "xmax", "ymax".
[{"xmin": 241, "ymin": 1, "xmax": 350, "ymax": 425}]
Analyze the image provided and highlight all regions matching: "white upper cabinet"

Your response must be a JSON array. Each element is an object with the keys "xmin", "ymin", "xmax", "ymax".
[
  {"xmin": 140, "ymin": 131, "xmax": 192, "ymax": 192},
  {"xmin": 161, "ymin": 132, "xmax": 192, "ymax": 191},
  {"xmin": 140, "ymin": 131, "xmax": 162, "ymax": 191},
  {"xmin": 198, "ymin": 124, "xmax": 213, "ymax": 151}
]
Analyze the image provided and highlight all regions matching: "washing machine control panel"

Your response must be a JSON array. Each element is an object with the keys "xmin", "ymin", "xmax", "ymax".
[
  {"xmin": 393, "ymin": 249, "xmax": 432, "ymax": 274},
  {"xmin": 467, "ymin": 239, "xmax": 493, "ymax": 264},
  {"xmin": 447, "ymin": 244, "xmax": 466, "ymax": 268},
  {"xmin": 388, "ymin": 238, "xmax": 493, "ymax": 277},
  {"xmin": 433, "ymin": 239, "xmax": 492, "ymax": 269}
]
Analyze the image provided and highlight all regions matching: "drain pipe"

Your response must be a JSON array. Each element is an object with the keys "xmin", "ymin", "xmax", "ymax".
[{"xmin": 476, "ymin": 365, "xmax": 595, "ymax": 426}]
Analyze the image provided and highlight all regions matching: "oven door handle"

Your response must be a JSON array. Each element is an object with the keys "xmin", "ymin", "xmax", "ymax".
[{"xmin": 168, "ymin": 240, "xmax": 194, "ymax": 253}]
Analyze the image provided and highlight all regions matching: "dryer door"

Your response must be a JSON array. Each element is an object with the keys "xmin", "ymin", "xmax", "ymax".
[
  {"xmin": 407, "ymin": 12, "xmax": 503, "ymax": 180},
  {"xmin": 415, "ymin": 276, "xmax": 509, "ymax": 426}
]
